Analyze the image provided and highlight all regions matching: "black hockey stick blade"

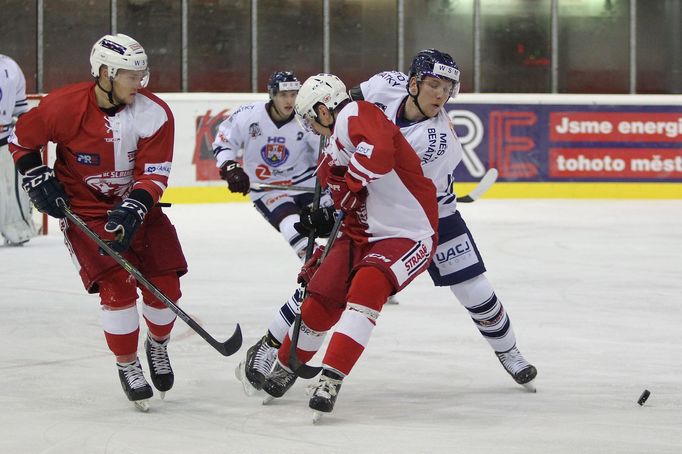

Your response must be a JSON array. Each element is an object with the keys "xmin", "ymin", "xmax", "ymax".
[
  {"xmin": 210, "ymin": 323, "xmax": 243, "ymax": 356},
  {"xmin": 60, "ymin": 203, "xmax": 242, "ymax": 357},
  {"xmin": 455, "ymin": 168, "xmax": 498, "ymax": 203}
]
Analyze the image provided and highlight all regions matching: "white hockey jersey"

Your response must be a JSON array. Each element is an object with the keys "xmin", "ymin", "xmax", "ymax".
[
  {"xmin": 359, "ymin": 71, "xmax": 463, "ymax": 218},
  {"xmin": 212, "ymin": 102, "xmax": 320, "ymax": 201},
  {"xmin": 0, "ymin": 55, "xmax": 29, "ymax": 142}
]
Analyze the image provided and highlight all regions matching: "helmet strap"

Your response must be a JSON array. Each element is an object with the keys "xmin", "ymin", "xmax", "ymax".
[
  {"xmin": 408, "ymin": 79, "xmax": 431, "ymax": 119},
  {"xmin": 95, "ymin": 76, "xmax": 121, "ymax": 107}
]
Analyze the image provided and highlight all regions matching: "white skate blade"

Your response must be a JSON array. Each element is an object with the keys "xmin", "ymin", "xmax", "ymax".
[
  {"xmin": 521, "ymin": 379, "xmax": 536, "ymax": 393},
  {"xmin": 262, "ymin": 394, "xmax": 275, "ymax": 405},
  {"xmin": 158, "ymin": 391, "xmax": 166, "ymax": 400},
  {"xmin": 235, "ymin": 361, "xmax": 259, "ymax": 397},
  {"xmin": 312, "ymin": 411, "xmax": 323, "ymax": 424},
  {"xmin": 133, "ymin": 399, "xmax": 150, "ymax": 412}
]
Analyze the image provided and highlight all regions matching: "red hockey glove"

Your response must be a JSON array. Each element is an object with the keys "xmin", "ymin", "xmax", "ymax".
[
  {"xmin": 297, "ymin": 245, "xmax": 325, "ymax": 285},
  {"xmin": 219, "ymin": 160, "xmax": 250, "ymax": 195},
  {"xmin": 327, "ymin": 167, "xmax": 366, "ymax": 213}
]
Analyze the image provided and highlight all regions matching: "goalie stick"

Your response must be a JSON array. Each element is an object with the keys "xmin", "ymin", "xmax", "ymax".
[
  {"xmin": 59, "ymin": 203, "xmax": 242, "ymax": 357},
  {"xmin": 288, "ymin": 211, "xmax": 345, "ymax": 379},
  {"xmin": 252, "ymin": 167, "xmax": 499, "ymax": 203}
]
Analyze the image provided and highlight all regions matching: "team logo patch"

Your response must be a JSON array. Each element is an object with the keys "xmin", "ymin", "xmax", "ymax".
[
  {"xmin": 260, "ymin": 142, "xmax": 289, "ymax": 167},
  {"xmin": 355, "ymin": 141, "xmax": 374, "ymax": 158},
  {"xmin": 144, "ymin": 162, "xmax": 172, "ymax": 176},
  {"xmin": 85, "ymin": 170, "xmax": 133, "ymax": 197},
  {"xmin": 434, "ymin": 233, "xmax": 478, "ymax": 274},
  {"xmin": 249, "ymin": 122, "xmax": 262, "ymax": 138},
  {"xmin": 75, "ymin": 153, "xmax": 100, "ymax": 166}
]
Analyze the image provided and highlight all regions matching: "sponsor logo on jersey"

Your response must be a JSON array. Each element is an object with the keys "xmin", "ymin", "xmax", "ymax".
[
  {"xmin": 261, "ymin": 137, "xmax": 290, "ymax": 167},
  {"xmin": 379, "ymin": 71, "xmax": 407, "ymax": 87},
  {"xmin": 249, "ymin": 122, "xmax": 261, "ymax": 138},
  {"xmin": 75, "ymin": 153, "xmax": 101, "ymax": 166},
  {"xmin": 355, "ymin": 141, "xmax": 374, "ymax": 158},
  {"xmin": 144, "ymin": 162, "xmax": 172, "ymax": 176},
  {"xmin": 403, "ymin": 242, "xmax": 429, "ymax": 274},
  {"xmin": 421, "ymin": 127, "xmax": 449, "ymax": 165},
  {"xmin": 434, "ymin": 233, "xmax": 478, "ymax": 274},
  {"xmin": 255, "ymin": 164, "xmax": 272, "ymax": 180}
]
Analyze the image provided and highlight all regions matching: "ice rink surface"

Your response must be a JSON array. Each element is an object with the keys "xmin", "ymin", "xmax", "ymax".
[{"xmin": 1, "ymin": 199, "xmax": 680, "ymax": 454}]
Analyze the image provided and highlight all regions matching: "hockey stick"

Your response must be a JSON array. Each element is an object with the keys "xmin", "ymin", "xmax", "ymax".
[
  {"xmin": 59, "ymin": 203, "xmax": 242, "ymax": 357},
  {"xmin": 251, "ymin": 168, "xmax": 499, "ymax": 203},
  {"xmin": 250, "ymin": 182, "xmax": 314, "ymax": 192},
  {"xmin": 456, "ymin": 168, "xmax": 498, "ymax": 203},
  {"xmin": 288, "ymin": 211, "xmax": 345, "ymax": 379}
]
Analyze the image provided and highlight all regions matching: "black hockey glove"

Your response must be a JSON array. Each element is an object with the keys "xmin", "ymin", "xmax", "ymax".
[
  {"xmin": 21, "ymin": 165, "xmax": 69, "ymax": 219},
  {"xmin": 219, "ymin": 160, "xmax": 250, "ymax": 195},
  {"xmin": 294, "ymin": 206, "xmax": 336, "ymax": 238},
  {"xmin": 104, "ymin": 195, "xmax": 150, "ymax": 253}
]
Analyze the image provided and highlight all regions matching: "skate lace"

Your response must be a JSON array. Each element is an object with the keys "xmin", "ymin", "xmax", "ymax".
[
  {"xmin": 497, "ymin": 346, "xmax": 530, "ymax": 375},
  {"xmin": 119, "ymin": 360, "xmax": 148, "ymax": 390},
  {"xmin": 148, "ymin": 339, "xmax": 172, "ymax": 375},
  {"xmin": 309, "ymin": 375, "xmax": 341, "ymax": 399},
  {"xmin": 268, "ymin": 365, "xmax": 297, "ymax": 387},
  {"xmin": 250, "ymin": 340, "xmax": 277, "ymax": 376}
]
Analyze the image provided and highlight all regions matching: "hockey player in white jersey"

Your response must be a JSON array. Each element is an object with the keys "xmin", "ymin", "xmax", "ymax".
[
  {"xmin": 348, "ymin": 49, "xmax": 537, "ymax": 389},
  {"xmin": 241, "ymin": 50, "xmax": 537, "ymax": 396},
  {"xmin": 0, "ymin": 54, "xmax": 35, "ymax": 246},
  {"xmin": 212, "ymin": 71, "xmax": 327, "ymax": 260}
]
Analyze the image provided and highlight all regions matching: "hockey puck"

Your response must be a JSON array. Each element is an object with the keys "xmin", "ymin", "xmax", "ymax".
[{"xmin": 637, "ymin": 389, "xmax": 650, "ymax": 406}]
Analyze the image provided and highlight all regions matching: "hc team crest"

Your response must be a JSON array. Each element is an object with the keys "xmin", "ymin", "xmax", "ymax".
[{"xmin": 261, "ymin": 136, "xmax": 289, "ymax": 167}]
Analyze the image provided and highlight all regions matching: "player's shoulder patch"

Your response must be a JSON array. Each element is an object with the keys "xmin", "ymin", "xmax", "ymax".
[{"xmin": 355, "ymin": 141, "xmax": 374, "ymax": 158}]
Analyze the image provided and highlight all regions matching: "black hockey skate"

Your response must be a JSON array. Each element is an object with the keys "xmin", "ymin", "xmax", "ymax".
[
  {"xmin": 117, "ymin": 358, "xmax": 153, "ymax": 411},
  {"xmin": 145, "ymin": 335, "xmax": 174, "ymax": 398},
  {"xmin": 309, "ymin": 369, "xmax": 344, "ymax": 423},
  {"xmin": 262, "ymin": 362, "xmax": 298, "ymax": 401},
  {"xmin": 238, "ymin": 334, "xmax": 279, "ymax": 392},
  {"xmin": 496, "ymin": 345, "xmax": 537, "ymax": 392}
]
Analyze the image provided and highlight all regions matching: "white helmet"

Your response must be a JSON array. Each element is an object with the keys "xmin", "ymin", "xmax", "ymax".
[
  {"xmin": 294, "ymin": 73, "xmax": 349, "ymax": 120},
  {"xmin": 90, "ymin": 33, "xmax": 148, "ymax": 80}
]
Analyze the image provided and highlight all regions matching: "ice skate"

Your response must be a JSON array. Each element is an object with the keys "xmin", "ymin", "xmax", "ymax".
[
  {"xmin": 145, "ymin": 335, "xmax": 174, "ymax": 399},
  {"xmin": 496, "ymin": 345, "xmax": 537, "ymax": 392},
  {"xmin": 309, "ymin": 369, "xmax": 343, "ymax": 423},
  {"xmin": 236, "ymin": 335, "xmax": 278, "ymax": 395},
  {"xmin": 262, "ymin": 361, "xmax": 297, "ymax": 404},
  {"xmin": 117, "ymin": 358, "xmax": 153, "ymax": 411}
]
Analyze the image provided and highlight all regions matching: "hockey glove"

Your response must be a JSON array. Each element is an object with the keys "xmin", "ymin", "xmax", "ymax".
[
  {"xmin": 297, "ymin": 245, "xmax": 325, "ymax": 285},
  {"xmin": 104, "ymin": 197, "xmax": 149, "ymax": 252},
  {"xmin": 219, "ymin": 160, "xmax": 250, "ymax": 195},
  {"xmin": 294, "ymin": 206, "xmax": 336, "ymax": 238},
  {"xmin": 21, "ymin": 165, "xmax": 69, "ymax": 219},
  {"xmin": 327, "ymin": 167, "xmax": 366, "ymax": 213}
]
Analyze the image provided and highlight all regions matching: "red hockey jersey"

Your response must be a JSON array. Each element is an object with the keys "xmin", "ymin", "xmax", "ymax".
[
  {"xmin": 320, "ymin": 100, "xmax": 438, "ymax": 244},
  {"xmin": 9, "ymin": 82, "xmax": 174, "ymax": 217}
]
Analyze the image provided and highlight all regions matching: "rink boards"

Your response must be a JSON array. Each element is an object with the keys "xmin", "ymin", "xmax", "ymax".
[{"xmin": 30, "ymin": 92, "xmax": 682, "ymax": 203}]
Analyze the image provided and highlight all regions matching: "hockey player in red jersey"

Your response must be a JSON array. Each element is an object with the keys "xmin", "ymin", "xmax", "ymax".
[
  {"xmin": 260, "ymin": 74, "xmax": 438, "ymax": 419},
  {"xmin": 7, "ymin": 34, "xmax": 187, "ymax": 411}
]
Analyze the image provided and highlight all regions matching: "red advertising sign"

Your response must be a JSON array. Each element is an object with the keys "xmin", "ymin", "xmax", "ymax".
[
  {"xmin": 550, "ymin": 148, "xmax": 682, "ymax": 179},
  {"xmin": 549, "ymin": 112, "xmax": 682, "ymax": 143}
]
